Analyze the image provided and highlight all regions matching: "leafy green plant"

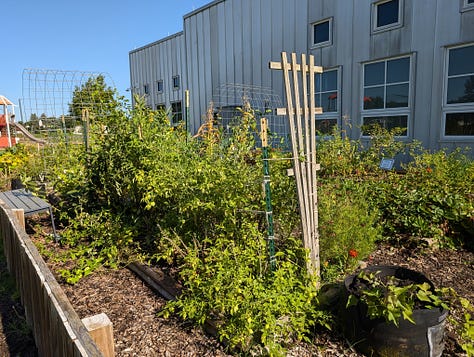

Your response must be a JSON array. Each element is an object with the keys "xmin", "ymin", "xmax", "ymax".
[{"xmin": 346, "ymin": 270, "xmax": 474, "ymax": 355}]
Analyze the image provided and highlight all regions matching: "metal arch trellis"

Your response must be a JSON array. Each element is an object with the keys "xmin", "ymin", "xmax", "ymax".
[
  {"xmin": 211, "ymin": 83, "xmax": 289, "ymax": 148},
  {"xmin": 20, "ymin": 68, "xmax": 115, "ymax": 138},
  {"xmin": 18, "ymin": 68, "xmax": 116, "ymax": 182}
]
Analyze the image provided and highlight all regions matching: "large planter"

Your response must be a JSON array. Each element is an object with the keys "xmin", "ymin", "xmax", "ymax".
[{"xmin": 342, "ymin": 265, "xmax": 448, "ymax": 357}]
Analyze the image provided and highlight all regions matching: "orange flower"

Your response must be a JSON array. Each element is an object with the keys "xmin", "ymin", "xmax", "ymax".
[
  {"xmin": 349, "ymin": 249, "xmax": 358, "ymax": 258},
  {"xmin": 426, "ymin": 167, "xmax": 433, "ymax": 173}
]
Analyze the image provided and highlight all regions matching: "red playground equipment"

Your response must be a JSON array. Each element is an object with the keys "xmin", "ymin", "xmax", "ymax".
[{"xmin": 0, "ymin": 95, "xmax": 17, "ymax": 148}]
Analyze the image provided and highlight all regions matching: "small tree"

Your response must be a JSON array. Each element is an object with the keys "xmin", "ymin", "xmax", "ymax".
[{"xmin": 68, "ymin": 75, "xmax": 121, "ymax": 124}]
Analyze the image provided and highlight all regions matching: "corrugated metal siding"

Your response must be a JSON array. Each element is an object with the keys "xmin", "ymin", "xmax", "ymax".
[
  {"xmin": 307, "ymin": 0, "xmax": 474, "ymax": 153},
  {"xmin": 183, "ymin": 0, "xmax": 309, "ymax": 132},
  {"xmin": 129, "ymin": 0, "xmax": 474, "ymax": 153},
  {"xmin": 129, "ymin": 33, "xmax": 185, "ymax": 111}
]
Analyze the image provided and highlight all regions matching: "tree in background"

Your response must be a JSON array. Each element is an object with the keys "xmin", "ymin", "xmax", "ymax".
[{"xmin": 68, "ymin": 75, "xmax": 122, "ymax": 125}]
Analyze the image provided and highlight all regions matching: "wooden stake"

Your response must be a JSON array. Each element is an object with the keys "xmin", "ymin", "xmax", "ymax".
[
  {"xmin": 82, "ymin": 313, "xmax": 115, "ymax": 357},
  {"xmin": 12, "ymin": 209, "xmax": 25, "ymax": 230}
]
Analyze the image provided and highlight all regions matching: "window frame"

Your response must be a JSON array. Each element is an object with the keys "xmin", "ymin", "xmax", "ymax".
[
  {"xmin": 170, "ymin": 100, "xmax": 183, "ymax": 126},
  {"xmin": 441, "ymin": 43, "xmax": 474, "ymax": 139},
  {"xmin": 462, "ymin": 0, "xmax": 474, "ymax": 11},
  {"xmin": 315, "ymin": 66, "xmax": 341, "ymax": 136},
  {"xmin": 156, "ymin": 80, "xmax": 164, "ymax": 94},
  {"xmin": 372, "ymin": 0, "xmax": 403, "ymax": 33},
  {"xmin": 143, "ymin": 83, "xmax": 150, "ymax": 95},
  {"xmin": 172, "ymin": 75, "xmax": 180, "ymax": 90},
  {"xmin": 311, "ymin": 17, "xmax": 333, "ymax": 49},
  {"xmin": 361, "ymin": 54, "xmax": 413, "ymax": 138}
]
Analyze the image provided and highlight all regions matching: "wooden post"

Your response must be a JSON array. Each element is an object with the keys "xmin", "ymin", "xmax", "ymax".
[
  {"xmin": 82, "ymin": 313, "xmax": 115, "ymax": 357},
  {"xmin": 11, "ymin": 209, "xmax": 25, "ymax": 230}
]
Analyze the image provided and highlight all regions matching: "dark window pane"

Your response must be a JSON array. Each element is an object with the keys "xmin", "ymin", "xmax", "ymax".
[
  {"xmin": 469, "ymin": 0, "xmax": 474, "ymax": 4},
  {"xmin": 321, "ymin": 92, "xmax": 338, "ymax": 112},
  {"xmin": 362, "ymin": 115, "xmax": 408, "ymax": 135},
  {"xmin": 377, "ymin": 0, "xmax": 399, "ymax": 27},
  {"xmin": 386, "ymin": 83, "xmax": 409, "ymax": 107},
  {"xmin": 316, "ymin": 73, "xmax": 322, "ymax": 91},
  {"xmin": 364, "ymin": 87, "xmax": 385, "ymax": 109},
  {"xmin": 447, "ymin": 76, "xmax": 474, "ymax": 104},
  {"xmin": 171, "ymin": 101, "xmax": 182, "ymax": 124},
  {"xmin": 316, "ymin": 118, "xmax": 337, "ymax": 135},
  {"xmin": 365, "ymin": 62, "xmax": 385, "ymax": 86},
  {"xmin": 315, "ymin": 93, "xmax": 322, "ymax": 107},
  {"xmin": 449, "ymin": 46, "xmax": 474, "ymax": 76},
  {"xmin": 314, "ymin": 21, "xmax": 330, "ymax": 44},
  {"xmin": 321, "ymin": 70, "xmax": 337, "ymax": 91},
  {"xmin": 157, "ymin": 80, "xmax": 163, "ymax": 92},
  {"xmin": 387, "ymin": 57, "xmax": 410, "ymax": 83},
  {"xmin": 445, "ymin": 112, "xmax": 474, "ymax": 136}
]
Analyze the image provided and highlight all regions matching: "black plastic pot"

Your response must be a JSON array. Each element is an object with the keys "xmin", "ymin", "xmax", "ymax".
[{"xmin": 342, "ymin": 265, "xmax": 448, "ymax": 357}]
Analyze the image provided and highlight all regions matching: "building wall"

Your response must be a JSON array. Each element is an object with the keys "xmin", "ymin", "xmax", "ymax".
[
  {"xmin": 129, "ymin": 0, "xmax": 474, "ymax": 154},
  {"xmin": 129, "ymin": 32, "xmax": 186, "ymax": 110},
  {"xmin": 308, "ymin": 0, "xmax": 474, "ymax": 153},
  {"xmin": 182, "ymin": 0, "xmax": 308, "ymax": 133}
]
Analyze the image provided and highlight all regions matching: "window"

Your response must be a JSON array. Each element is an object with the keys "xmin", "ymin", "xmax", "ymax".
[
  {"xmin": 312, "ymin": 18, "xmax": 332, "ymax": 47},
  {"xmin": 443, "ymin": 44, "xmax": 474, "ymax": 137},
  {"xmin": 315, "ymin": 68, "xmax": 340, "ymax": 134},
  {"xmin": 143, "ymin": 84, "xmax": 150, "ymax": 95},
  {"xmin": 362, "ymin": 56, "xmax": 411, "ymax": 136},
  {"xmin": 156, "ymin": 80, "xmax": 163, "ymax": 93},
  {"xmin": 172, "ymin": 75, "xmax": 180, "ymax": 89},
  {"xmin": 156, "ymin": 104, "xmax": 166, "ymax": 112},
  {"xmin": 373, "ymin": 0, "xmax": 402, "ymax": 32},
  {"xmin": 170, "ymin": 101, "xmax": 183, "ymax": 125},
  {"xmin": 462, "ymin": 0, "xmax": 474, "ymax": 11}
]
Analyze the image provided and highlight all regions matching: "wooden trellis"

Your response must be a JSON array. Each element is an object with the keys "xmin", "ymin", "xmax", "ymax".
[{"xmin": 270, "ymin": 52, "xmax": 323, "ymax": 279}]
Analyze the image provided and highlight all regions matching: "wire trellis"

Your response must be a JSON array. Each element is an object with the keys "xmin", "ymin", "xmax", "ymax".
[
  {"xmin": 212, "ymin": 83, "xmax": 289, "ymax": 148},
  {"xmin": 20, "ymin": 68, "xmax": 115, "ymax": 141}
]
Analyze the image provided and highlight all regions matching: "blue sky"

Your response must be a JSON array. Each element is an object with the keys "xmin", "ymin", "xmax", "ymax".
[{"xmin": 2, "ymin": 0, "xmax": 210, "ymax": 112}]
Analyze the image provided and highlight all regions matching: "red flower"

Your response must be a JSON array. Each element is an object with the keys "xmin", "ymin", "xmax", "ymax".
[{"xmin": 349, "ymin": 249, "xmax": 358, "ymax": 258}]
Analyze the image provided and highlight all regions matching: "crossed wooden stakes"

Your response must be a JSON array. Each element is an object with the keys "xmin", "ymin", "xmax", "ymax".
[{"xmin": 269, "ymin": 52, "xmax": 323, "ymax": 280}]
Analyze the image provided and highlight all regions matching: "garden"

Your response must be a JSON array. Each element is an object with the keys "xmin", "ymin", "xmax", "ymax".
[{"xmin": 0, "ymin": 82, "xmax": 473, "ymax": 356}]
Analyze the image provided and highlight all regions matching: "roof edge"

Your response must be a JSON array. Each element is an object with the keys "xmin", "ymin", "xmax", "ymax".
[
  {"xmin": 129, "ymin": 31, "xmax": 184, "ymax": 54},
  {"xmin": 183, "ymin": 0, "xmax": 226, "ymax": 19}
]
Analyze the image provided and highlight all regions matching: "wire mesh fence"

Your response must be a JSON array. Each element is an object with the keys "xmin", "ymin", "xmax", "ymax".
[{"xmin": 212, "ymin": 83, "xmax": 289, "ymax": 148}]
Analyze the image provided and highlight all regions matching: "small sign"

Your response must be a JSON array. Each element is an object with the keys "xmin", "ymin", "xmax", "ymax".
[{"xmin": 379, "ymin": 158, "xmax": 395, "ymax": 170}]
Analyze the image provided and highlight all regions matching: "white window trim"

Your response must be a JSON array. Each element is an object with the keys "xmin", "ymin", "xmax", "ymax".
[
  {"xmin": 462, "ymin": 0, "xmax": 474, "ymax": 12},
  {"xmin": 441, "ymin": 43, "xmax": 474, "ymax": 140},
  {"xmin": 311, "ymin": 17, "xmax": 333, "ymax": 49},
  {"xmin": 314, "ymin": 67, "xmax": 341, "ymax": 136},
  {"xmin": 372, "ymin": 0, "xmax": 404, "ymax": 34},
  {"xmin": 316, "ymin": 66, "xmax": 341, "ymax": 118},
  {"xmin": 360, "ymin": 54, "xmax": 414, "ymax": 138}
]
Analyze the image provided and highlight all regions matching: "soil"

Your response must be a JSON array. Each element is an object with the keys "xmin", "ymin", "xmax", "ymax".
[{"xmin": 1, "ymin": 218, "xmax": 473, "ymax": 356}]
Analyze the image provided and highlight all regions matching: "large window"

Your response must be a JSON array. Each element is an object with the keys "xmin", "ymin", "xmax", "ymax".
[
  {"xmin": 373, "ymin": 0, "xmax": 402, "ymax": 32},
  {"xmin": 443, "ymin": 44, "xmax": 474, "ymax": 137},
  {"xmin": 312, "ymin": 18, "xmax": 332, "ymax": 47},
  {"xmin": 315, "ymin": 68, "xmax": 339, "ymax": 134},
  {"xmin": 362, "ymin": 56, "xmax": 411, "ymax": 136},
  {"xmin": 170, "ymin": 101, "xmax": 183, "ymax": 125}
]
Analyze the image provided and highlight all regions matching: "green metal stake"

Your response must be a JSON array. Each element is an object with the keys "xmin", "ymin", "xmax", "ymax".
[{"xmin": 261, "ymin": 118, "xmax": 276, "ymax": 271}]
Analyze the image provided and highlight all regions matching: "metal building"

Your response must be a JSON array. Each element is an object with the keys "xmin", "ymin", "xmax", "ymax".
[{"xmin": 129, "ymin": 0, "xmax": 474, "ymax": 154}]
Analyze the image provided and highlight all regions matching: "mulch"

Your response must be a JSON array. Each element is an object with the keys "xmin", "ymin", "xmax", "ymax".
[{"xmin": 0, "ymin": 226, "xmax": 472, "ymax": 356}]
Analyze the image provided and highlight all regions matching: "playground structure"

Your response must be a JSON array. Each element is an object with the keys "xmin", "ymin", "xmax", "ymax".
[
  {"xmin": 0, "ymin": 95, "xmax": 16, "ymax": 148},
  {"xmin": 0, "ymin": 95, "xmax": 46, "ymax": 148}
]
